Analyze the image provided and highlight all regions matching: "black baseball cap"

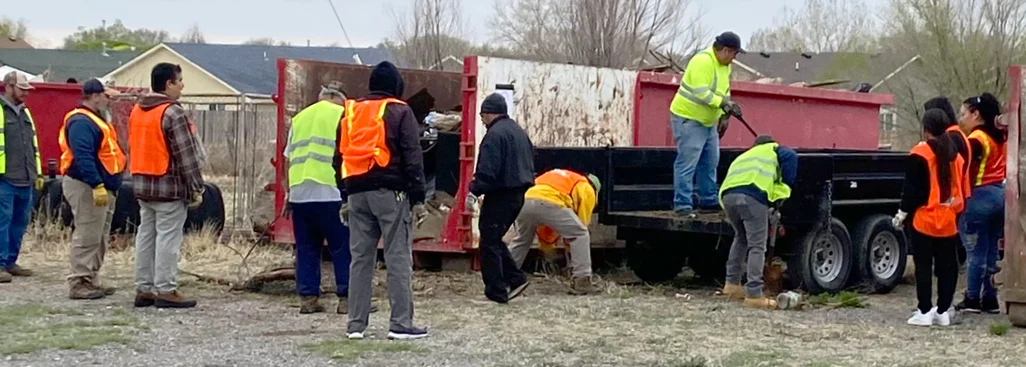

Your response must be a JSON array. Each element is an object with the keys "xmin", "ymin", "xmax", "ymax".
[
  {"xmin": 82, "ymin": 78, "xmax": 118, "ymax": 96},
  {"xmin": 714, "ymin": 31, "xmax": 746, "ymax": 53}
]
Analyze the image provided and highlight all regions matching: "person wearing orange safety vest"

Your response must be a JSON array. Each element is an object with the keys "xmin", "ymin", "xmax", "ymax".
[
  {"xmin": 895, "ymin": 109, "xmax": 966, "ymax": 327},
  {"xmin": 60, "ymin": 79, "xmax": 126, "ymax": 300},
  {"xmin": 508, "ymin": 169, "xmax": 600, "ymax": 295},
  {"xmin": 0, "ymin": 71, "xmax": 43, "ymax": 284},
  {"xmin": 340, "ymin": 61, "xmax": 428, "ymax": 341},
  {"xmin": 954, "ymin": 93, "xmax": 1006, "ymax": 315},
  {"xmin": 127, "ymin": 63, "xmax": 206, "ymax": 310}
]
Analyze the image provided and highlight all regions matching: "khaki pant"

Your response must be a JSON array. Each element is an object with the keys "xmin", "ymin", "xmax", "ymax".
[
  {"xmin": 509, "ymin": 199, "xmax": 592, "ymax": 278},
  {"xmin": 63, "ymin": 177, "xmax": 116, "ymax": 285},
  {"xmin": 134, "ymin": 200, "xmax": 187, "ymax": 293}
]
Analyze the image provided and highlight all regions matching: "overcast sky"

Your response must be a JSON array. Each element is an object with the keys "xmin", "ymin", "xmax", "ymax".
[{"xmin": 7, "ymin": 0, "xmax": 887, "ymax": 49}]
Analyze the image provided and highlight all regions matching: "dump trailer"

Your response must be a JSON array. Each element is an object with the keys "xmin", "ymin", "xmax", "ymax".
[{"xmin": 1001, "ymin": 65, "xmax": 1026, "ymax": 325}]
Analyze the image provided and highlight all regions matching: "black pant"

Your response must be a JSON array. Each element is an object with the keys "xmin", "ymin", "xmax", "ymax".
[
  {"xmin": 911, "ymin": 229, "xmax": 959, "ymax": 314},
  {"xmin": 478, "ymin": 188, "xmax": 528, "ymax": 303}
]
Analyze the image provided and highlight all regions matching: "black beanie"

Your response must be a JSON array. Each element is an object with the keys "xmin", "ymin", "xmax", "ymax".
[
  {"xmin": 480, "ymin": 93, "xmax": 507, "ymax": 114},
  {"xmin": 753, "ymin": 135, "xmax": 775, "ymax": 146},
  {"xmin": 369, "ymin": 61, "xmax": 405, "ymax": 98}
]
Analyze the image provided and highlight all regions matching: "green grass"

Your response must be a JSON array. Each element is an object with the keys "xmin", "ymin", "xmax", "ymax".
[
  {"xmin": 807, "ymin": 291, "xmax": 870, "ymax": 308},
  {"xmin": 723, "ymin": 349, "xmax": 786, "ymax": 367},
  {"xmin": 0, "ymin": 303, "xmax": 145, "ymax": 355},
  {"xmin": 302, "ymin": 339, "xmax": 428, "ymax": 361},
  {"xmin": 989, "ymin": 322, "xmax": 1012, "ymax": 336}
]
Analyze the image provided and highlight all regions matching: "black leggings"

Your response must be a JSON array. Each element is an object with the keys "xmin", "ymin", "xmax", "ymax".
[{"xmin": 911, "ymin": 229, "xmax": 960, "ymax": 314}]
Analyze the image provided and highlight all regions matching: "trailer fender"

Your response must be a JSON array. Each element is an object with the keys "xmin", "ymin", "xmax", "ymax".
[{"xmin": 851, "ymin": 214, "xmax": 907, "ymax": 294}]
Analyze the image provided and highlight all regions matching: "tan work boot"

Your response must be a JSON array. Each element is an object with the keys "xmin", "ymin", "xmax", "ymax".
[
  {"xmin": 0, "ymin": 269, "xmax": 11, "ymax": 283},
  {"xmin": 569, "ymin": 276, "xmax": 597, "ymax": 295},
  {"xmin": 743, "ymin": 297, "xmax": 778, "ymax": 310},
  {"xmin": 69, "ymin": 280, "xmax": 105, "ymax": 300},
  {"xmin": 300, "ymin": 296, "xmax": 326, "ymax": 314},
  {"xmin": 134, "ymin": 291, "xmax": 156, "ymax": 308},
  {"xmin": 7, "ymin": 264, "xmax": 33, "ymax": 277},
  {"xmin": 336, "ymin": 297, "xmax": 379, "ymax": 314},
  {"xmin": 95, "ymin": 284, "xmax": 117, "ymax": 296},
  {"xmin": 720, "ymin": 283, "xmax": 745, "ymax": 300},
  {"xmin": 155, "ymin": 290, "xmax": 197, "ymax": 309}
]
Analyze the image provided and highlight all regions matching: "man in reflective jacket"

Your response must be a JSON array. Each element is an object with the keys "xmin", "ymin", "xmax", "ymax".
[{"xmin": 668, "ymin": 32, "xmax": 744, "ymax": 217}]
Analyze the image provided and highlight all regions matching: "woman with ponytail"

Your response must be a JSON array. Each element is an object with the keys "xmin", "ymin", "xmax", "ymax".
[
  {"xmin": 896, "ymin": 108, "xmax": 966, "ymax": 327},
  {"xmin": 955, "ymin": 93, "xmax": 1007, "ymax": 314}
]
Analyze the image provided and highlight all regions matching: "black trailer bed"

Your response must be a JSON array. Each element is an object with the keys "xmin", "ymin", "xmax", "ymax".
[{"xmin": 606, "ymin": 210, "xmax": 730, "ymax": 233}]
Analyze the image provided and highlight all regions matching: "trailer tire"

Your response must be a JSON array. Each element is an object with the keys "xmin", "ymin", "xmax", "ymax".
[
  {"xmin": 33, "ymin": 178, "xmax": 73, "ymax": 226},
  {"xmin": 185, "ymin": 183, "xmax": 226, "ymax": 235},
  {"xmin": 852, "ymin": 214, "xmax": 907, "ymax": 294},
  {"xmin": 627, "ymin": 240, "xmax": 685, "ymax": 283},
  {"xmin": 789, "ymin": 218, "xmax": 852, "ymax": 294}
]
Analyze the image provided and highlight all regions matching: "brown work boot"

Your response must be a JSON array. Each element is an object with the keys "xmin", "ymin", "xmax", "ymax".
[
  {"xmin": 7, "ymin": 264, "xmax": 33, "ymax": 277},
  {"xmin": 0, "ymin": 269, "xmax": 11, "ymax": 283},
  {"xmin": 94, "ymin": 284, "xmax": 117, "ymax": 296},
  {"xmin": 743, "ymin": 296, "xmax": 778, "ymax": 310},
  {"xmin": 569, "ymin": 276, "xmax": 598, "ymax": 295},
  {"xmin": 69, "ymin": 280, "xmax": 105, "ymax": 300},
  {"xmin": 154, "ymin": 290, "xmax": 197, "ymax": 309},
  {"xmin": 300, "ymin": 296, "xmax": 326, "ymax": 314},
  {"xmin": 134, "ymin": 291, "xmax": 156, "ymax": 308},
  {"xmin": 336, "ymin": 297, "xmax": 379, "ymax": 314},
  {"xmin": 720, "ymin": 283, "xmax": 745, "ymax": 300}
]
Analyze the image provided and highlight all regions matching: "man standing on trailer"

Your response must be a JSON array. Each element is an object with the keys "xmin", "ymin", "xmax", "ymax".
[
  {"xmin": 719, "ymin": 135, "xmax": 796, "ymax": 309},
  {"xmin": 284, "ymin": 81, "xmax": 377, "ymax": 315},
  {"xmin": 60, "ymin": 79, "xmax": 126, "ymax": 299},
  {"xmin": 467, "ymin": 93, "xmax": 535, "ymax": 304},
  {"xmin": 508, "ymin": 169, "xmax": 600, "ymax": 295},
  {"xmin": 128, "ymin": 63, "xmax": 206, "ymax": 309},
  {"xmin": 669, "ymin": 31, "xmax": 744, "ymax": 217},
  {"xmin": 342, "ymin": 61, "xmax": 429, "ymax": 340},
  {"xmin": 0, "ymin": 72, "xmax": 43, "ymax": 284}
]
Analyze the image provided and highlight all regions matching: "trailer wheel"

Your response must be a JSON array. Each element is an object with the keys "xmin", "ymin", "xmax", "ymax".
[
  {"xmin": 852, "ymin": 214, "xmax": 907, "ymax": 294},
  {"xmin": 627, "ymin": 240, "xmax": 685, "ymax": 283},
  {"xmin": 33, "ymin": 178, "xmax": 72, "ymax": 226},
  {"xmin": 185, "ymin": 183, "xmax": 226, "ymax": 235},
  {"xmin": 789, "ymin": 218, "xmax": 852, "ymax": 294}
]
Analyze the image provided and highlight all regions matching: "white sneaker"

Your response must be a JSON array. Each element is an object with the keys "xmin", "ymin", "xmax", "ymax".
[
  {"xmin": 935, "ymin": 307, "xmax": 955, "ymax": 326},
  {"xmin": 346, "ymin": 332, "xmax": 365, "ymax": 340},
  {"xmin": 907, "ymin": 308, "xmax": 936, "ymax": 326}
]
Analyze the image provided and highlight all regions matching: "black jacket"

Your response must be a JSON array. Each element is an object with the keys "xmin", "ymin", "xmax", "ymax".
[
  {"xmin": 470, "ymin": 116, "xmax": 535, "ymax": 196},
  {"xmin": 342, "ymin": 92, "xmax": 426, "ymax": 205}
]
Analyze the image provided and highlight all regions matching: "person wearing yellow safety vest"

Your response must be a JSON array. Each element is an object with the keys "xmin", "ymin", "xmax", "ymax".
[
  {"xmin": 718, "ymin": 135, "xmax": 797, "ymax": 309},
  {"xmin": 284, "ymin": 81, "xmax": 376, "ymax": 316},
  {"xmin": 508, "ymin": 169, "xmax": 600, "ymax": 295},
  {"xmin": 669, "ymin": 31, "xmax": 745, "ymax": 218},
  {"xmin": 60, "ymin": 79, "xmax": 127, "ymax": 300},
  {"xmin": 0, "ymin": 72, "xmax": 43, "ymax": 284}
]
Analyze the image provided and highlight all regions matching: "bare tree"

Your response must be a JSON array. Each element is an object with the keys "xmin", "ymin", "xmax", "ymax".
[
  {"xmin": 491, "ymin": 0, "xmax": 704, "ymax": 69},
  {"xmin": 748, "ymin": 0, "xmax": 878, "ymax": 53},
  {"xmin": 0, "ymin": 17, "xmax": 29, "ymax": 40},
  {"xmin": 387, "ymin": 0, "xmax": 469, "ymax": 71},
  {"xmin": 180, "ymin": 23, "xmax": 206, "ymax": 44}
]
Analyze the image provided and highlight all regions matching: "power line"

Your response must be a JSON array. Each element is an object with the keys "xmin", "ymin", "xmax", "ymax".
[{"xmin": 327, "ymin": 0, "xmax": 355, "ymax": 48}]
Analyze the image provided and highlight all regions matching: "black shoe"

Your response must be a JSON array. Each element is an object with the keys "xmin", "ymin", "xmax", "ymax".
[
  {"xmin": 387, "ymin": 327, "xmax": 429, "ymax": 340},
  {"xmin": 982, "ymin": 296, "xmax": 1001, "ymax": 314},
  {"xmin": 508, "ymin": 280, "xmax": 530, "ymax": 301},
  {"xmin": 696, "ymin": 205, "xmax": 720, "ymax": 214},
  {"xmin": 955, "ymin": 297, "xmax": 981, "ymax": 313},
  {"xmin": 674, "ymin": 208, "xmax": 696, "ymax": 218}
]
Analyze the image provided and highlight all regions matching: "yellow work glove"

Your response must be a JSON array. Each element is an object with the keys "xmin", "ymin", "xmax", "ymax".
[
  {"xmin": 92, "ymin": 184, "xmax": 109, "ymax": 207},
  {"xmin": 34, "ymin": 177, "xmax": 44, "ymax": 191},
  {"xmin": 188, "ymin": 191, "xmax": 204, "ymax": 209}
]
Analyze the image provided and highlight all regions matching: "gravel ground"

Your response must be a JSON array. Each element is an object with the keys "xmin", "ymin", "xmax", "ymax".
[{"xmin": 3, "ymin": 251, "xmax": 1026, "ymax": 367}]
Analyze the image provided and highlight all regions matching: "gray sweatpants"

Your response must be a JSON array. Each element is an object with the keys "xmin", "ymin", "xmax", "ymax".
[
  {"xmin": 509, "ymin": 199, "xmax": 592, "ymax": 278},
  {"xmin": 722, "ymin": 193, "xmax": 769, "ymax": 298},
  {"xmin": 347, "ymin": 189, "xmax": 414, "ymax": 333},
  {"xmin": 64, "ymin": 177, "xmax": 116, "ymax": 286},
  {"xmin": 134, "ymin": 200, "xmax": 188, "ymax": 294}
]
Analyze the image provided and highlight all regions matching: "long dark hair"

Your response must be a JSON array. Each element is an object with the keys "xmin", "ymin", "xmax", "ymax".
[
  {"xmin": 963, "ymin": 93, "xmax": 1006, "ymax": 144},
  {"xmin": 923, "ymin": 108, "xmax": 958, "ymax": 201},
  {"xmin": 924, "ymin": 97, "xmax": 958, "ymax": 127}
]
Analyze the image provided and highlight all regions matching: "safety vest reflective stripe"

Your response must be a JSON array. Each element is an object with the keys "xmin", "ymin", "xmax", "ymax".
[
  {"xmin": 676, "ymin": 51, "xmax": 724, "ymax": 106},
  {"xmin": 968, "ymin": 130, "xmax": 1006, "ymax": 187},
  {"xmin": 288, "ymin": 100, "xmax": 344, "ymax": 187},
  {"xmin": 718, "ymin": 143, "xmax": 791, "ymax": 205},
  {"xmin": 59, "ymin": 108, "xmax": 127, "ymax": 175},
  {"xmin": 0, "ymin": 107, "xmax": 42, "ymax": 175},
  {"xmin": 910, "ymin": 142, "xmax": 966, "ymax": 237}
]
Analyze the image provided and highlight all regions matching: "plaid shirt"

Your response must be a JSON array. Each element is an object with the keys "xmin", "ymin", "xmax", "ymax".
[{"xmin": 132, "ymin": 95, "xmax": 206, "ymax": 201}]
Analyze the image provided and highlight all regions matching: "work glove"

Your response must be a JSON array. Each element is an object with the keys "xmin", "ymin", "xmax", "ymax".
[
  {"xmin": 188, "ymin": 191, "xmax": 204, "ymax": 210},
  {"xmin": 892, "ymin": 210, "xmax": 907, "ymax": 230},
  {"xmin": 717, "ymin": 115, "xmax": 730, "ymax": 138},
  {"xmin": 464, "ymin": 194, "xmax": 479, "ymax": 213},
  {"xmin": 92, "ymin": 184, "xmax": 109, "ymax": 207},
  {"xmin": 722, "ymin": 101, "xmax": 742, "ymax": 118},
  {"xmin": 412, "ymin": 203, "xmax": 428, "ymax": 227},
  {"xmin": 339, "ymin": 202, "xmax": 349, "ymax": 226},
  {"xmin": 281, "ymin": 192, "xmax": 292, "ymax": 219},
  {"xmin": 34, "ymin": 177, "xmax": 44, "ymax": 192}
]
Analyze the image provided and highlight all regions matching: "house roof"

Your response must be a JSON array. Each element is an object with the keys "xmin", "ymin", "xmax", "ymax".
[
  {"xmin": 0, "ymin": 36, "xmax": 32, "ymax": 49},
  {"xmin": 160, "ymin": 43, "xmax": 394, "ymax": 95},
  {"xmin": 734, "ymin": 52, "xmax": 883, "ymax": 87},
  {"xmin": 0, "ymin": 49, "xmax": 140, "ymax": 82}
]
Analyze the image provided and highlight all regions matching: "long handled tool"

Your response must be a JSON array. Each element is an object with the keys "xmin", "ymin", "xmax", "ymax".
[{"xmin": 731, "ymin": 110, "xmax": 759, "ymax": 138}]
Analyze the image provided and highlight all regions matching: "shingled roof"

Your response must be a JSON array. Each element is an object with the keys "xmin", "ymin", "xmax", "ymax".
[
  {"xmin": 734, "ymin": 52, "xmax": 886, "ymax": 87},
  {"xmin": 0, "ymin": 49, "xmax": 140, "ymax": 81}
]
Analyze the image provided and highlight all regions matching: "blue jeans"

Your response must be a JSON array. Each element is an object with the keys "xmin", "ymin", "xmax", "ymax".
[
  {"xmin": 959, "ymin": 184, "xmax": 1004, "ymax": 300},
  {"xmin": 671, "ymin": 114, "xmax": 719, "ymax": 211},
  {"xmin": 292, "ymin": 200, "xmax": 351, "ymax": 297},
  {"xmin": 0, "ymin": 180, "xmax": 33, "ymax": 269}
]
